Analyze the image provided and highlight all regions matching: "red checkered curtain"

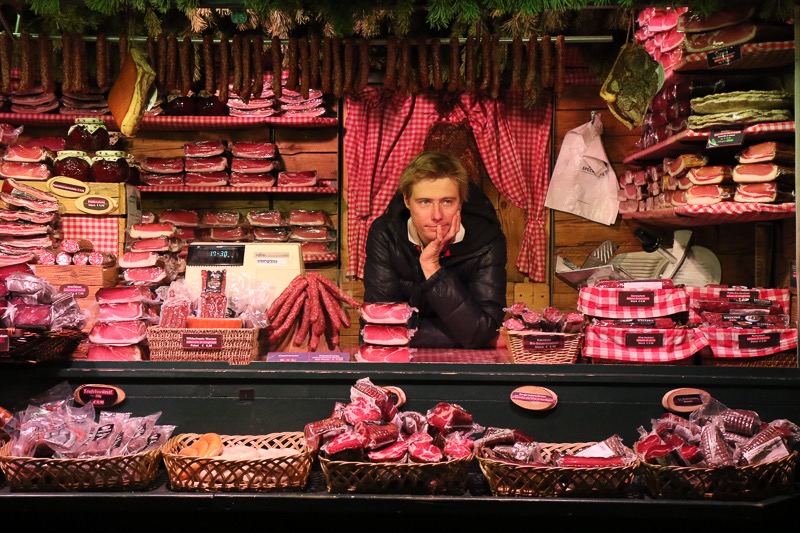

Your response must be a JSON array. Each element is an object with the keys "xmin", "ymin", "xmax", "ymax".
[{"xmin": 344, "ymin": 89, "xmax": 552, "ymax": 281}]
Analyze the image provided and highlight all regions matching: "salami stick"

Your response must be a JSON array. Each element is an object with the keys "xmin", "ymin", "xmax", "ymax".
[
  {"xmin": 510, "ymin": 36, "xmax": 522, "ymax": 95},
  {"xmin": 156, "ymin": 33, "xmax": 168, "ymax": 93},
  {"xmin": 59, "ymin": 32, "xmax": 73, "ymax": 94},
  {"xmin": 417, "ymin": 36, "xmax": 429, "ymax": 91},
  {"xmin": 447, "ymin": 36, "xmax": 459, "ymax": 93},
  {"xmin": 0, "ymin": 32, "xmax": 10, "ymax": 94},
  {"xmin": 269, "ymin": 293, "xmax": 307, "ymax": 343},
  {"xmin": 95, "ymin": 33, "xmax": 108, "ymax": 90},
  {"xmin": 309, "ymin": 300, "xmax": 326, "ymax": 351},
  {"xmin": 251, "ymin": 35, "xmax": 263, "ymax": 96},
  {"xmin": 354, "ymin": 37, "xmax": 369, "ymax": 93},
  {"xmin": 332, "ymin": 36, "xmax": 343, "ymax": 98},
  {"xmin": 285, "ymin": 37, "xmax": 298, "ymax": 92},
  {"xmin": 119, "ymin": 34, "xmax": 129, "ymax": 74},
  {"xmin": 397, "ymin": 37, "xmax": 410, "ymax": 95},
  {"xmin": 270, "ymin": 283, "xmax": 308, "ymax": 331},
  {"xmin": 479, "ymin": 33, "xmax": 491, "ymax": 94},
  {"xmin": 308, "ymin": 272, "xmax": 360, "ymax": 309},
  {"xmin": 38, "ymin": 33, "xmax": 53, "ymax": 92},
  {"xmin": 240, "ymin": 35, "xmax": 252, "ymax": 100},
  {"xmin": 166, "ymin": 34, "xmax": 178, "ymax": 92},
  {"xmin": 464, "ymin": 35, "xmax": 476, "ymax": 93},
  {"xmin": 342, "ymin": 37, "xmax": 354, "ymax": 95},
  {"xmin": 524, "ymin": 36, "xmax": 538, "ymax": 99},
  {"xmin": 384, "ymin": 35, "xmax": 397, "ymax": 91},
  {"xmin": 320, "ymin": 36, "xmax": 332, "ymax": 94},
  {"xmin": 76, "ymin": 34, "xmax": 89, "ymax": 93},
  {"xmin": 217, "ymin": 35, "xmax": 230, "ymax": 103},
  {"xmin": 305, "ymin": 274, "xmax": 321, "ymax": 326},
  {"xmin": 318, "ymin": 282, "xmax": 343, "ymax": 336},
  {"xmin": 490, "ymin": 34, "xmax": 501, "ymax": 99},
  {"xmin": 203, "ymin": 34, "xmax": 215, "ymax": 94},
  {"xmin": 180, "ymin": 35, "xmax": 192, "ymax": 96},
  {"xmin": 309, "ymin": 34, "xmax": 320, "ymax": 90},
  {"xmin": 430, "ymin": 37, "xmax": 442, "ymax": 90},
  {"xmin": 271, "ymin": 36, "xmax": 282, "ymax": 99},
  {"xmin": 230, "ymin": 33, "xmax": 242, "ymax": 97},
  {"xmin": 541, "ymin": 34, "xmax": 553, "ymax": 89},
  {"xmin": 555, "ymin": 34, "xmax": 565, "ymax": 97},
  {"xmin": 18, "ymin": 32, "xmax": 32, "ymax": 91},
  {"xmin": 292, "ymin": 298, "xmax": 312, "ymax": 347},
  {"xmin": 267, "ymin": 275, "xmax": 308, "ymax": 321},
  {"xmin": 299, "ymin": 36, "xmax": 310, "ymax": 98}
]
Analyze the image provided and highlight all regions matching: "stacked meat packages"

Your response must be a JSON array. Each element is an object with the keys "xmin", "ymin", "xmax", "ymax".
[
  {"xmin": 0, "ymin": 262, "xmax": 86, "ymax": 331},
  {"xmin": 0, "ymin": 178, "xmax": 60, "ymax": 265},
  {"xmin": 579, "ymin": 278, "xmax": 708, "ymax": 364},
  {"xmin": 138, "ymin": 140, "xmax": 277, "ymax": 187},
  {"xmin": 122, "ymin": 221, "xmax": 182, "ymax": 286},
  {"xmin": 686, "ymin": 284, "xmax": 797, "ymax": 364},
  {"xmin": 634, "ymin": 5, "xmax": 794, "ymax": 150},
  {"xmin": 86, "ymin": 285, "xmax": 159, "ymax": 361},
  {"xmin": 619, "ymin": 142, "xmax": 795, "ymax": 214},
  {"xmin": 285, "ymin": 209, "xmax": 336, "ymax": 260},
  {"xmin": 356, "ymin": 302, "xmax": 416, "ymax": 362}
]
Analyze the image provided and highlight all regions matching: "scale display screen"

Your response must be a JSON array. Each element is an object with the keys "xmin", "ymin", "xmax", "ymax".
[{"xmin": 187, "ymin": 244, "xmax": 246, "ymax": 266}]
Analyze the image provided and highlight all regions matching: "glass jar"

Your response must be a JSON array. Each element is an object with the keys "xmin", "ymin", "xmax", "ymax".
[
  {"xmin": 90, "ymin": 150, "xmax": 131, "ymax": 183},
  {"xmin": 66, "ymin": 117, "xmax": 110, "ymax": 152},
  {"xmin": 53, "ymin": 150, "xmax": 92, "ymax": 181}
]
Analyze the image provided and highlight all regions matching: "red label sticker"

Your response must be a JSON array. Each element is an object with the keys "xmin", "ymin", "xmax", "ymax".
[
  {"xmin": 618, "ymin": 291, "xmax": 654, "ymax": 307},
  {"xmin": 510, "ymin": 391, "xmax": 554, "ymax": 403},
  {"xmin": 523, "ymin": 335, "xmax": 565, "ymax": 350},
  {"xmin": 182, "ymin": 334, "xmax": 223, "ymax": 350},
  {"xmin": 625, "ymin": 332, "xmax": 664, "ymax": 348},
  {"xmin": 739, "ymin": 332, "xmax": 780, "ymax": 349},
  {"xmin": 82, "ymin": 196, "xmax": 111, "ymax": 211},
  {"xmin": 706, "ymin": 45, "xmax": 742, "ymax": 68},
  {"xmin": 75, "ymin": 385, "xmax": 120, "ymax": 407},
  {"xmin": 51, "ymin": 179, "xmax": 89, "ymax": 195},
  {"xmin": 59, "ymin": 283, "xmax": 89, "ymax": 298},
  {"xmin": 672, "ymin": 393, "xmax": 705, "ymax": 407}
]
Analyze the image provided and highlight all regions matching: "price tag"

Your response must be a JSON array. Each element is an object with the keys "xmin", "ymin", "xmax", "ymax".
[
  {"xmin": 74, "ymin": 384, "xmax": 126, "ymax": 407},
  {"xmin": 706, "ymin": 129, "xmax": 744, "ymax": 149},
  {"xmin": 510, "ymin": 385, "xmax": 558, "ymax": 411},
  {"xmin": 706, "ymin": 45, "xmax": 742, "ymax": 68},
  {"xmin": 661, "ymin": 387, "xmax": 710, "ymax": 413}
]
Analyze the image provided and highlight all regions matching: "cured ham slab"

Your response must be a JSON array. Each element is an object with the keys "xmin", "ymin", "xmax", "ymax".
[
  {"xmin": 0, "ymin": 161, "xmax": 52, "ymax": 181},
  {"xmin": 184, "ymin": 172, "xmax": 229, "ymax": 186},
  {"xmin": 159, "ymin": 209, "xmax": 200, "ymax": 227},
  {"xmin": 360, "ymin": 302, "xmax": 416, "ymax": 324},
  {"xmin": 229, "ymin": 173, "xmax": 275, "ymax": 187},
  {"xmin": 184, "ymin": 156, "xmax": 228, "ymax": 173},
  {"xmin": 97, "ymin": 301, "xmax": 148, "ymax": 321},
  {"xmin": 183, "ymin": 140, "xmax": 226, "ymax": 158},
  {"xmin": 361, "ymin": 324, "xmax": 413, "ymax": 346},
  {"xmin": 86, "ymin": 344, "xmax": 143, "ymax": 361},
  {"xmin": 140, "ymin": 157, "xmax": 184, "ymax": 174},
  {"xmin": 734, "ymin": 182, "xmax": 777, "ymax": 203},
  {"xmin": 95, "ymin": 285, "xmax": 155, "ymax": 303},
  {"xmin": 119, "ymin": 251, "xmax": 161, "ymax": 269},
  {"xmin": 246, "ymin": 210, "xmax": 283, "ymax": 226},
  {"xmin": 354, "ymin": 345, "xmax": 413, "ymax": 362},
  {"xmin": 685, "ymin": 184, "xmax": 734, "ymax": 205},
  {"xmin": 732, "ymin": 163, "xmax": 794, "ymax": 183},
  {"xmin": 140, "ymin": 172, "xmax": 185, "ymax": 186},
  {"xmin": 277, "ymin": 170, "xmax": 318, "ymax": 187},
  {"xmin": 123, "ymin": 266, "xmax": 169, "ymax": 285},
  {"xmin": 129, "ymin": 222, "xmax": 178, "ymax": 239},
  {"xmin": 230, "ymin": 158, "xmax": 276, "ymax": 173},
  {"xmin": 88, "ymin": 319, "xmax": 148, "ymax": 345},
  {"xmin": 677, "ymin": 4, "xmax": 756, "ymax": 33},
  {"xmin": 736, "ymin": 141, "xmax": 795, "ymax": 165},
  {"xmin": 3, "ymin": 145, "xmax": 54, "ymax": 163},
  {"xmin": 230, "ymin": 142, "xmax": 276, "ymax": 159},
  {"xmin": 687, "ymin": 165, "xmax": 733, "ymax": 185},
  {"xmin": 287, "ymin": 209, "xmax": 329, "ymax": 226},
  {"xmin": 202, "ymin": 211, "xmax": 240, "ymax": 227}
]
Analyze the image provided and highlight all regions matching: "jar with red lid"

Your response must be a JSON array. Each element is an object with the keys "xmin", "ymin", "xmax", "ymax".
[
  {"xmin": 53, "ymin": 150, "xmax": 92, "ymax": 181},
  {"xmin": 90, "ymin": 150, "xmax": 131, "ymax": 183},
  {"xmin": 66, "ymin": 117, "xmax": 110, "ymax": 152}
]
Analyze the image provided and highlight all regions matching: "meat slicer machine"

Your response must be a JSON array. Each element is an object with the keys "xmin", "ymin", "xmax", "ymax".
[{"xmin": 555, "ymin": 228, "xmax": 722, "ymax": 289}]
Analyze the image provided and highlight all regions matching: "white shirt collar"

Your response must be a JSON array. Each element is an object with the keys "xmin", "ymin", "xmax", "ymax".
[{"xmin": 407, "ymin": 218, "xmax": 466, "ymax": 247}]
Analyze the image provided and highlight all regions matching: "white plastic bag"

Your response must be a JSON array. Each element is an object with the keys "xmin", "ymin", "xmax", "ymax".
[{"xmin": 544, "ymin": 112, "xmax": 619, "ymax": 225}]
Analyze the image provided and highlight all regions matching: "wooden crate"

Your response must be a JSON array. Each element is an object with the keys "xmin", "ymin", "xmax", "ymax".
[
  {"xmin": 31, "ymin": 265, "xmax": 120, "ymax": 330},
  {"xmin": 60, "ymin": 214, "xmax": 127, "ymax": 259}
]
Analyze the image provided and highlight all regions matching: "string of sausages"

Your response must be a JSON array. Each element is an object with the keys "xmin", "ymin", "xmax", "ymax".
[
  {"xmin": 0, "ymin": 31, "xmax": 567, "ymax": 100},
  {"xmin": 267, "ymin": 272, "xmax": 360, "ymax": 351}
]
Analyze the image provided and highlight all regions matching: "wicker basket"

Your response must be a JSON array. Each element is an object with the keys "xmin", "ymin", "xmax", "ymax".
[
  {"xmin": 639, "ymin": 451, "xmax": 797, "ymax": 500},
  {"xmin": 0, "ymin": 329, "xmax": 85, "ymax": 363},
  {"xmin": 162, "ymin": 432, "xmax": 313, "ymax": 492},
  {"xmin": 502, "ymin": 328, "xmax": 582, "ymax": 364},
  {"xmin": 319, "ymin": 453, "xmax": 473, "ymax": 495},
  {"xmin": 476, "ymin": 443, "xmax": 639, "ymax": 498},
  {"xmin": 0, "ymin": 440, "xmax": 161, "ymax": 491},
  {"xmin": 699, "ymin": 349, "xmax": 798, "ymax": 368},
  {"xmin": 147, "ymin": 326, "xmax": 264, "ymax": 364}
]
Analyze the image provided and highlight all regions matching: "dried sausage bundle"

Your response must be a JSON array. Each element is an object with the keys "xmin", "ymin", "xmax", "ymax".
[{"xmin": 267, "ymin": 272, "xmax": 360, "ymax": 351}]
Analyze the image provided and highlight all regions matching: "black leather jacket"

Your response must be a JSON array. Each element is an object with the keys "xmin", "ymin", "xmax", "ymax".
[{"xmin": 363, "ymin": 182, "xmax": 507, "ymax": 348}]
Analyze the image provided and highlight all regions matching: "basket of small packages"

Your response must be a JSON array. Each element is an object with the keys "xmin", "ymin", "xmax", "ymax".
[
  {"xmin": 161, "ymin": 431, "xmax": 314, "ymax": 492},
  {"xmin": 634, "ymin": 396, "xmax": 799, "ymax": 500},
  {"xmin": 476, "ymin": 431, "xmax": 639, "ymax": 498},
  {"xmin": 0, "ymin": 382, "xmax": 170, "ymax": 491},
  {"xmin": 501, "ymin": 302, "xmax": 586, "ymax": 364},
  {"xmin": 310, "ymin": 377, "xmax": 476, "ymax": 495}
]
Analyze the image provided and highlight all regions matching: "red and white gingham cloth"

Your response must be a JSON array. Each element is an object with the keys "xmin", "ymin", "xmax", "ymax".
[
  {"xmin": 583, "ymin": 325, "xmax": 708, "ymax": 363},
  {"xmin": 698, "ymin": 326, "xmax": 797, "ymax": 359},
  {"xmin": 60, "ymin": 215, "xmax": 120, "ymax": 256},
  {"xmin": 343, "ymin": 88, "xmax": 552, "ymax": 280},
  {"xmin": 685, "ymin": 285, "xmax": 791, "ymax": 324},
  {"xmin": 577, "ymin": 287, "xmax": 689, "ymax": 319},
  {"xmin": 674, "ymin": 41, "xmax": 795, "ymax": 73}
]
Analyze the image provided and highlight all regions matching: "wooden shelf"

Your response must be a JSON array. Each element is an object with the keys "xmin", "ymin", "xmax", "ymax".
[
  {"xmin": 138, "ymin": 185, "xmax": 338, "ymax": 194},
  {"xmin": 623, "ymin": 121, "xmax": 795, "ymax": 164},
  {"xmin": 622, "ymin": 202, "xmax": 796, "ymax": 226}
]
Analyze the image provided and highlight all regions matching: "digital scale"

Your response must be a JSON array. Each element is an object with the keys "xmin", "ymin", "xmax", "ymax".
[{"xmin": 184, "ymin": 242, "xmax": 305, "ymax": 306}]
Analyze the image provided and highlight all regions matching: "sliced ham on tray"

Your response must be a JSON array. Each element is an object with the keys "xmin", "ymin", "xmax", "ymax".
[
  {"xmin": 361, "ymin": 324, "xmax": 414, "ymax": 346},
  {"xmin": 97, "ymin": 301, "xmax": 148, "ymax": 321},
  {"xmin": 360, "ymin": 302, "xmax": 416, "ymax": 325},
  {"xmin": 3, "ymin": 144, "xmax": 55, "ymax": 163},
  {"xmin": 685, "ymin": 184, "xmax": 734, "ymax": 205},
  {"xmin": 687, "ymin": 165, "xmax": 733, "ymax": 185},
  {"xmin": 732, "ymin": 163, "xmax": 794, "ymax": 183},
  {"xmin": 0, "ymin": 161, "xmax": 52, "ymax": 181},
  {"xmin": 354, "ymin": 345, "xmax": 413, "ymax": 362},
  {"xmin": 734, "ymin": 182, "xmax": 777, "ymax": 203},
  {"xmin": 736, "ymin": 141, "xmax": 795, "ymax": 165}
]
